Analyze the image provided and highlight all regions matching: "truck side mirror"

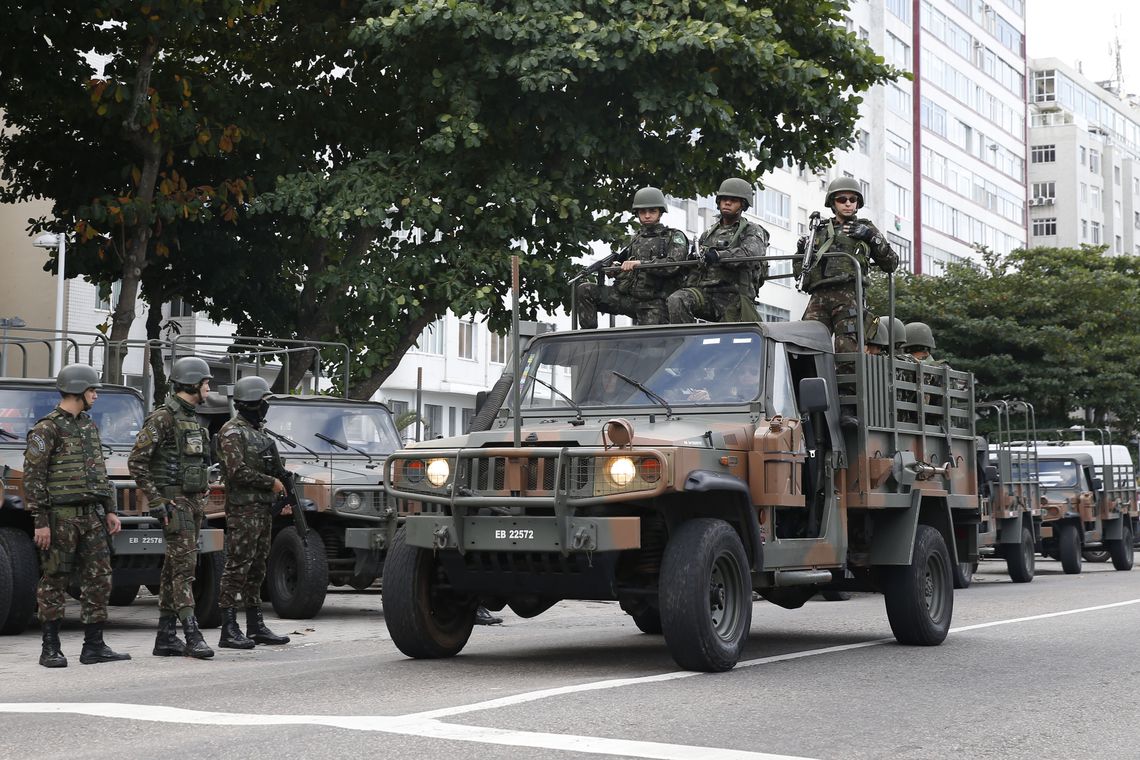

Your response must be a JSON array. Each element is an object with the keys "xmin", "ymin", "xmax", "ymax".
[
  {"xmin": 1090, "ymin": 477, "xmax": 1103, "ymax": 492},
  {"xmin": 983, "ymin": 465, "xmax": 999, "ymax": 484},
  {"xmin": 798, "ymin": 377, "xmax": 829, "ymax": 415}
]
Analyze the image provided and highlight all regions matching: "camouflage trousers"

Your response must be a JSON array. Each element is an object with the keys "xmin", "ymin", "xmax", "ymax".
[
  {"xmin": 159, "ymin": 495, "xmax": 205, "ymax": 617},
  {"xmin": 666, "ymin": 287, "xmax": 760, "ymax": 324},
  {"xmin": 802, "ymin": 285, "xmax": 877, "ymax": 353},
  {"xmin": 575, "ymin": 282, "xmax": 668, "ymax": 329},
  {"xmin": 37, "ymin": 510, "xmax": 111, "ymax": 624},
  {"xmin": 218, "ymin": 503, "xmax": 272, "ymax": 609}
]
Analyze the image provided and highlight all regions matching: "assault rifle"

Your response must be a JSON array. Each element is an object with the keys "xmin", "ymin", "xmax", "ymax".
[
  {"xmin": 796, "ymin": 211, "xmax": 823, "ymax": 291},
  {"xmin": 271, "ymin": 471, "xmax": 310, "ymax": 547},
  {"xmin": 581, "ymin": 244, "xmax": 632, "ymax": 278}
]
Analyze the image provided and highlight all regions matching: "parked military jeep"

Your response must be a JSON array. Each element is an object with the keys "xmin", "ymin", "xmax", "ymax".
[{"xmin": 382, "ymin": 321, "xmax": 984, "ymax": 671}]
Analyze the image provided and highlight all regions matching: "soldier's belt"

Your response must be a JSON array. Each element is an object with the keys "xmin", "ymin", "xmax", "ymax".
[
  {"xmin": 160, "ymin": 486, "xmax": 208, "ymax": 498},
  {"xmin": 51, "ymin": 503, "xmax": 98, "ymax": 517}
]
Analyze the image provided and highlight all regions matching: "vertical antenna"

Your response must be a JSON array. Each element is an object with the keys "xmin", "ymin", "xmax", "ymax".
[{"xmin": 1112, "ymin": 17, "xmax": 1124, "ymax": 97}]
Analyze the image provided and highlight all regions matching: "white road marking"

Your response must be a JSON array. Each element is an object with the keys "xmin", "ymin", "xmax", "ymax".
[
  {"xmin": 2, "ymin": 598, "xmax": 1138, "ymax": 760},
  {"xmin": 0, "ymin": 703, "xmax": 814, "ymax": 760}
]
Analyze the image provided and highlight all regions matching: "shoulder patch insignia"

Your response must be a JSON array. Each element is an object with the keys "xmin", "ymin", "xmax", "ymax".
[
  {"xmin": 134, "ymin": 425, "xmax": 154, "ymax": 448},
  {"xmin": 26, "ymin": 430, "xmax": 47, "ymax": 461}
]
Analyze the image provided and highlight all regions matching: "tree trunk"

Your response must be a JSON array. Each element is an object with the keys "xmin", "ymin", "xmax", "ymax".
[
  {"xmin": 347, "ymin": 309, "xmax": 438, "ymax": 401},
  {"xmin": 145, "ymin": 302, "xmax": 167, "ymax": 408}
]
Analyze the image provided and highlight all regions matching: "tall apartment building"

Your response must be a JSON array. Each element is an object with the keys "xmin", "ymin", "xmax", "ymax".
[{"xmin": 1027, "ymin": 58, "xmax": 1140, "ymax": 254}]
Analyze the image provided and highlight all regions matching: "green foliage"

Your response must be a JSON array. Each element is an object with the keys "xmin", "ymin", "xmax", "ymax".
[
  {"xmin": 869, "ymin": 247, "xmax": 1140, "ymax": 441},
  {"xmin": 1, "ymin": 1, "xmax": 900, "ymax": 399}
]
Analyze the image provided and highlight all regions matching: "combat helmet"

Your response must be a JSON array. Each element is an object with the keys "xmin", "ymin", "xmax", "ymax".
[
  {"xmin": 878, "ymin": 316, "xmax": 907, "ymax": 350},
  {"xmin": 56, "ymin": 364, "xmax": 102, "ymax": 394},
  {"xmin": 825, "ymin": 176, "xmax": 864, "ymax": 209},
  {"xmin": 868, "ymin": 320, "xmax": 891, "ymax": 348},
  {"xmin": 904, "ymin": 322, "xmax": 935, "ymax": 352},
  {"xmin": 631, "ymin": 186, "xmax": 667, "ymax": 212},
  {"xmin": 170, "ymin": 356, "xmax": 213, "ymax": 385},
  {"xmin": 233, "ymin": 375, "xmax": 272, "ymax": 403},
  {"xmin": 716, "ymin": 177, "xmax": 754, "ymax": 210}
]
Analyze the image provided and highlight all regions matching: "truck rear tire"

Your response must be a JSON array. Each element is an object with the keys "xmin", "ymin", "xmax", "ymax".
[
  {"xmin": 382, "ymin": 528, "xmax": 476, "ymax": 658},
  {"xmin": 0, "ymin": 527, "xmax": 38, "ymax": 635},
  {"xmin": 109, "ymin": 584, "xmax": 139, "ymax": 607},
  {"xmin": 1005, "ymin": 525, "xmax": 1036, "ymax": 583},
  {"xmin": 952, "ymin": 560, "xmax": 974, "ymax": 589},
  {"xmin": 659, "ymin": 519, "xmax": 752, "ymax": 672},
  {"xmin": 1108, "ymin": 523, "xmax": 1134, "ymax": 571},
  {"xmin": 881, "ymin": 525, "xmax": 953, "ymax": 646},
  {"xmin": 0, "ymin": 539, "xmax": 12, "ymax": 632},
  {"xmin": 268, "ymin": 528, "xmax": 328, "ymax": 619},
  {"xmin": 193, "ymin": 551, "xmax": 224, "ymax": 628},
  {"xmin": 1058, "ymin": 523, "xmax": 1082, "ymax": 575}
]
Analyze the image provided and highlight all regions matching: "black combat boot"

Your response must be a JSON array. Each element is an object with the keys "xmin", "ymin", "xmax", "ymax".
[
  {"xmin": 39, "ymin": 619, "xmax": 68, "ymax": 668},
  {"xmin": 474, "ymin": 606, "xmax": 503, "ymax": 626},
  {"xmin": 152, "ymin": 614, "xmax": 186, "ymax": 657},
  {"xmin": 218, "ymin": 608, "xmax": 255, "ymax": 649},
  {"xmin": 79, "ymin": 623, "xmax": 132, "ymax": 664},
  {"xmin": 245, "ymin": 607, "xmax": 290, "ymax": 645},
  {"xmin": 180, "ymin": 615, "xmax": 215, "ymax": 659}
]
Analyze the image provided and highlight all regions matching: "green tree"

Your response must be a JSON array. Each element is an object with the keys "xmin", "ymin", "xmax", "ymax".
[
  {"xmin": 869, "ymin": 246, "xmax": 1140, "ymax": 441},
  {"xmin": 0, "ymin": 1, "xmax": 272, "ymax": 379}
]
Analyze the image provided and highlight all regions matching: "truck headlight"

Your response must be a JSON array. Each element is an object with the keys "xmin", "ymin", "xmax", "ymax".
[
  {"xmin": 340, "ymin": 492, "xmax": 363, "ymax": 510},
  {"xmin": 426, "ymin": 458, "xmax": 451, "ymax": 487},
  {"xmin": 606, "ymin": 456, "xmax": 637, "ymax": 487}
]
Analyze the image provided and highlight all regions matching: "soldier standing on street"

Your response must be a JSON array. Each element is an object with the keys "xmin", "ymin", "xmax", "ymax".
[
  {"xmin": 24, "ymin": 365, "xmax": 130, "ymax": 668},
  {"xmin": 577, "ymin": 187, "xmax": 689, "ymax": 329},
  {"xmin": 667, "ymin": 178, "xmax": 769, "ymax": 323},
  {"xmin": 128, "ymin": 356, "xmax": 215, "ymax": 659},
  {"xmin": 216, "ymin": 376, "xmax": 291, "ymax": 649},
  {"xmin": 794, "ymin": 177, "xmax": 898, "ymax": 352}
]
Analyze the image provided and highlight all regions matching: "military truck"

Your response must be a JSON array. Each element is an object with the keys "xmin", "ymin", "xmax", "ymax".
[
  {"xmin": 381, "ymin": 319, "xmax": 983, "ymax": 671},
  {"xmin": 203, "ymin": 394, "xmax": 402, "ymax": 619},
  {"xmin": 0, "ymin": 376, "xmax": 225, "ymax": 633},
  {"xmin": 969, "ymin": 401, "xmax": 1041, "ymax": 586},
  {"xmin": 1031, "ymin": 435, "xmax": 1136, "ymax": 574}
]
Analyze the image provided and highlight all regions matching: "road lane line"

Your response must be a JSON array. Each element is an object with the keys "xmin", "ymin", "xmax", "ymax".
[
  {"xmin": 948, "ymin": 597, "xmax": 1140, "ymax": 633},
  {"xmin": 0, "ymin": 703, "xmax": 816, "ymax": 760}
]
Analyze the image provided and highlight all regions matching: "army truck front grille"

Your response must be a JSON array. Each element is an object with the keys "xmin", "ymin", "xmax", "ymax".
[{"xmin": 460, "ymin": 455, "xmax": 592, "ymax": 496}]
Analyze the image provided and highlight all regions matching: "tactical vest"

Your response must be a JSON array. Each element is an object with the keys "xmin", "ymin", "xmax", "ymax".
[
  {"xmin": 147, "ymin": 396, "xmax": 210, "ymax": 495},
  {"xmin": 221, "ymin": 417, "xmax": 279, "ymax": 506},
  {"xmin": 694, "ymin": 220, "xmax": 762, "ymax": 292},
  {"xmin": 615, "ymin": 224, "xmax": 684, "ymax": 298},
  {"xmin": 41, "ymin": 410, "xmax": 111, "ymax": 506},
  {"xmin": 803, "ymin": 218, "xmax": 873, "ymax": 292}
]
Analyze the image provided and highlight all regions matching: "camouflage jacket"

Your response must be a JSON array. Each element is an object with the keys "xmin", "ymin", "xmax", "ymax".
[
  {"xmin": 128, "ymin": 394, "xmax": 211, "ymax": 507},
  {"xmin": 217, "ymin": 414, "xmax": 286, "ymax": 506},
  {"xmin": 683, "ymin": 217, "xmax": 769, "ymax": 293},
  {"xmin": 613, "ymin": 223, "xmax": 689, "ymax": 299},
  {"xmin": 23, "ymin": 407, "xmax": 115, "ymax": 529},
  {"xmin": 794, "ymin": 216, "xmax": 897, "ymax": 292}
]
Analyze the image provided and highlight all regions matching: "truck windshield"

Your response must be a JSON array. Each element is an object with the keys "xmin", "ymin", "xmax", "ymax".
[
  {"xmin": 1038, "ymin": 459, "xmax": 1082, "ymax": 491},
  {"xmin": 0, "ymin": 387, "xmax": 144, "ymax": 447},
  {"xmin": 264, "ymin": 401, "xmax": 402, "ymax": 456},
  {"xmin": 519, "ymin": 329, "xmax": 763, "ymax": 409}
]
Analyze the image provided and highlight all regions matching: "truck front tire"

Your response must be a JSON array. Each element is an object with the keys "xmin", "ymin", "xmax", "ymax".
[{"xmin": 1005, "ymin": 525, "xmax": 1036, "ymax": 583}]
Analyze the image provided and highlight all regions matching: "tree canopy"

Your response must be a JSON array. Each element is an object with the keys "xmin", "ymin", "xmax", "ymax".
[
  {"xmin": 1, "ymin": 1, "xmax": 902, "ymax": 398},
  {"xmin": 868, "ymin": 246, "xmax": 1140, "ymax": 442}
]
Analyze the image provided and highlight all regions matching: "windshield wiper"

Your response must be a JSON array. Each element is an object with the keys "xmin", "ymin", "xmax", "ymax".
[
  {"xmin": 0, "ymin": 428, "xmax": 20, "ymax": 441},
  {"xmin": 527, "ymin": 375, "xmax": 585, "ymax": 426},
  {"xmin": 315, "ymin": 432, "xmax": 374, "ymax": 464},
  {"xmin": 611, "ymin": 371, "xmax": 674, "ymax": 418},
  {"xmin": 265, "ymin": 427, "xmax": 324, "ymax": 461}
]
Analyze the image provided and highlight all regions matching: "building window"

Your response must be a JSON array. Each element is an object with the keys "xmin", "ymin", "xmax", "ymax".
[
  {"xmin": 1080, "ymin": 183, "xmax": 1088, "ymax": 203},
  {"xmin": 95, "ymin": 283, "xmax": 113, "ymax": 311},
  {"xmin": 1079, "ymin": 146, "xmax": 1086, "ymax": 165},
  {"xmin": 887, "ymin": 84, "xmax": 911, "ymax": 116},
  {"xmin": 1031, "ymin": 182, "xmax": 1056, "ymax": 200},
  {"xmin": 1091, "ymin": 221, "xmax": 1101, "ymax": 245},
  {"xmin": 1030, "ymin": 144, "xmax": 1055, "ymax": 163},
  {"xmin": 1114, "ymin": 165, "xmax": 1122, "ymax": 185},
  {"xmin": 1081, "ymin": 219, "xmax": 1088, "ymax": 240},
  {"xmin": 887, "ymin": 233, "xmax": 912, "ymax": 272},
  {"xmin": 857, "ymin": 130, "xmax": 870, "ymax": 154},
  {"xmin": 886, "ymin": 181, "xmax": 909, "ymax": 218},
  {"xmin": 489, "ymin": 332, "xmax": 507, "ymax": 364},
  {"xmin": 411, "ymin": 320, "xmax": 444, "ymax": 355},
  {"xmin": 1134, "ymin": 211, "xmax": 1140, "ymax": 229},
  {"xmin": 457, "ymin": 320, "xmax": 475, "ymax": 360},
  {"xmin": 886, "ymin": 0, "xmax": 910, "ymax": 23},
  {"xmin": 1091, "ymin": 186, "xmax": 1100, "ymax": 207},
  {"xmin": 859, "ymin": 179, "xmax": 871, "ymax": 204},
  {"xmin": 1031, "ymin": 218, "xmax": 1057, "ymax": 237},
  {"xmin": 423, "ymin": 403, "xmax": 443, "ymax": 439},
  {"xmin": 169, "ymin": 298, "xmax": 194, "ymax": 318},
  {"xmin": 1115, "ymin": 235, "xmax": 1123, "ymax": 253},
  {"xmin": 886, "ymin": 131, "xmax": 911, "ymax": 166},
  {"xmin": 1089, "ymin": 149, "xmax": 1100, "ymax": 173},
  {"xmin": 885, "ymin": 31, "xmax": 910, "ymax": 69},
  {"xmin": 757, "ymin": 303, "xmax": 790, "ymax": 323},
  {"xmin": 461, "ymin": 407, "xmax": 475, "ymax": 434},
  {"xmin": 758, "ymin": 186, "xmax": 791, "ymax": 229}
]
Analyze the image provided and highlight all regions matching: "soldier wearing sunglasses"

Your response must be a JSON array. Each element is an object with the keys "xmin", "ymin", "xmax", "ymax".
[{"xmin": 793, "ymin": 176, "xmax": 897, "ymax": 353}]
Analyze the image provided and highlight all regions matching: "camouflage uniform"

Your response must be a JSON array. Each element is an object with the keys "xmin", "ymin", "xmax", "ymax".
[
  {"xmin": 794, "ymin": 218, "xmax": 897, "ymax": 352},
  {"xmin": 128, "ymin": 394, "xmax": 211, "ymax": 619},
  {"xmin": 216, "ymin": 414, "xmax": 286, "ymax": 610},
  {"xmin": 577, "ymin": 223, "xmax": 689, "ymax": 329},
  {"xmin": 24, "ymin": 408, "xmax": 115, "ymax": 624},
  {"xmin": 667, "ymin": 218, "xmax": 769, "ymax": 323}
]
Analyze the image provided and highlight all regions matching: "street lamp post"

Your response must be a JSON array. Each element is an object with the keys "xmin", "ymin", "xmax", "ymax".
[{"xmin": 32, "ymin": 232, "xmax": 67, "ymax": 375}]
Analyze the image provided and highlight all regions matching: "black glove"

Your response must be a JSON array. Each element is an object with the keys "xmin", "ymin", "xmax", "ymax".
[
  {"xmin": 702, "ymin": 248, "xmax": 720, "ymax": 264},
  {"xmin": 843, "ymin": 222, "xmax": 874, "ymax": 242},
  {"xmin": 148, "ymin": 500, "xmax": 172, "ymax": 524},
  {"xmin": 796, "ymin": 235, "xmax": 808, "ymax": 255}
]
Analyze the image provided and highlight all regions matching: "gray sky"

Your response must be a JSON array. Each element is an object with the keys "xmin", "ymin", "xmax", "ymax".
[{"xmin": 1026, "ymin": 0, "xmax": 1139, "ymax": 95}]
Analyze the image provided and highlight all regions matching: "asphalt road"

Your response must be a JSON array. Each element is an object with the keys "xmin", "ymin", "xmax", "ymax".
[{"xmin": 2, "ymin": 558, "xmax": 1139, "ymax": 760}]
